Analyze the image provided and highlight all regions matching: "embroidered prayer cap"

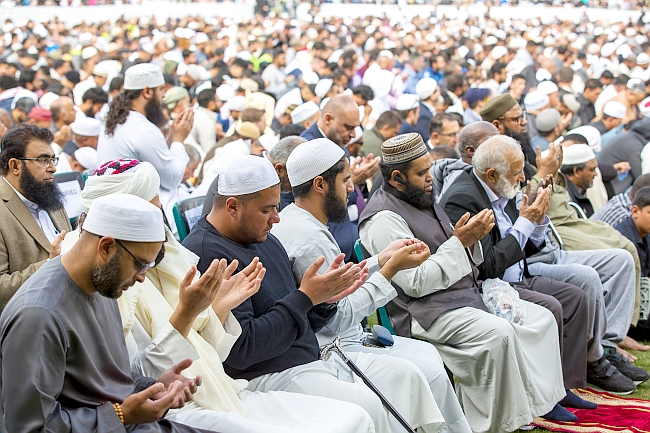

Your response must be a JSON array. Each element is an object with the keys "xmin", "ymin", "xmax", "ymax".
[
  {"xmin": 291, "ymin": 101, "xmax": 320, "ymax": 124},
  {"xmin": 70, "ymin": 117, "xmax": 101, "ymax": 137},
  {"xmin": 83, "ymin": 194, "xmax": 166, "ymax": 242},
  {"xmin": 124, "ymin": 63, "xmax": 165, "ymax": 90},
  {"xmin": 92, "ymin": 61, "xmax": 111, "ymax": 77},
  {"xmin": 162, "ymin": 86, "xmax": 189, "ymax": 109},
  {"xmin": 258, "ymin": 134, "xmax": 280, "ymax": 152},
  {"xmin": 82, "ymin": 159, "xmax": 160, "ymax": 212},
  {"xmin": 381, "ymin": 133, "xmax": 429, "ymax": 165},
  {"xmin": 228, "ymin": 96, "xmax": 247, "ymax": 112},
  {"xmin": 562, "ymin": 144, "xmax": 596, "ymax": 166},
  {"xmin": 217, "ymin": 155, "xmax": 279, "ymax": 195},
  {"xmin": 479, "ymin": 93, "xmax": 518, "ymax": 123},
  {"xmin": 286, "ymin": 138, "xmax": 345, "ymax": 187},
  {"xmin": 236, "ymin": 122, "xmax": 261, "ymax": 140},
  {"xmin": 603, "ymin": 101, "xmax": 626, "ymax": 119}
]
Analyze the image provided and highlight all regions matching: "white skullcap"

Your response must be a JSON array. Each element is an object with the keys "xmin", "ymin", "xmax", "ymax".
[
  {"xmin": 524, "ymin": 90, "xmax": 549, "ymax": 112},
  {"xmin": 217, "ymin": 155, "xmax": 279, "ymax": 195},
  {"xmin": 195, "ymin": 81, "xmax": 212, "ymax": 96},
  {"xmin": 71, "ymin": 117, "xmax": 101, "ymax": 136},
  {"xmin": 603, "ymin": 101, "xmax": 626, "ymax": 119},
  {"xmin": 301, "ymin": 71, "xmax": 320, "ymax": 86},
  {"xmin": 601, "ymin": 43, "xmax": 617, "ymax": 58},
  {"xmin": 187, "ymin": 64, "xmax": 210, "ymax": 81},
  {"xmin": 616, "ymin": 44, "xmax": 633, "ymax": 59},
  {"xmin": 124, "ymin": 63, "xmax": 164, "ymax": 90},
  {"xmin": 537, "ymin": 80, "xmax": 559, "ymax": 95},
  {"xmin": 535, "ymin": 68, "xmax": 552, "ymax": 82},
  {"xmin": 286, "ymin": 138, "xmax": 345, "ymax": 187},
  {"xmin": 457, "ymin": 45, "xmax": 470, "ymax": 59},
  {"xmin": 484, "ymin": 35, "xmax": 498, "ymax": 46},
  {"xmin": 81, "ymin": 160, "xmax": 161, "ymax": 212},
  {"xmin": 83, "ymin": 194, "xmax": 165, "ymax": 242},
  {"xmin": 416, "ymin": 77, "xmax": 438, "ymax": 100},
  {"xmin": 174, "ymin": 27, "xmax": 195, "ymax": 40},
  {"xmin": 320, "ymin": 97, "xmax": 331, "ymax": 110},
  {"xmin": 195, "ymin": 32, "xmax": 209, "ymax": 44},
  {"xmin": 81, "ymin": 46, "xmax": 98, "ymax": 60},
  {"xmin": 216, "ymin": 84, "xmax": 235, "ymax": 102},
  {"xmin": 567, "ymin": 126, "xmax": 602, "ymax": 153},
  {"xmin": 378, "ymin": 50, "xmax": 394, "ymax": 59},
  {"xmin": 258, "ymin": 134, "xmax": 280, "ymax": 152},
  {"xmin": 92, "ymin": 61, "xmax": 111, "ymax": 77},
  {"xmin": 142, "ymin": 42, "xmax": 155, "ymax": 55},
  {"xmin": 640, "ymin": 97, "xmax": 650, "ymax": 118},
  {"xmin": 637, "ymin": 53, "xmax": 650, "ymax": 66},
  {"xmin": 228, "ymin": 96, "xmax": 247, "ymax": 112},
  {"xmin": 74, "ymin": 147, "xmax": 98, "ymax": 171},
  {"xmin": 315, "ymin": 78, "xmax": 333, "ymax": 99},
  {"xmin": 396, "ymin": 93, "xmax": 420, "ymax": 111},
  {"xmin": 291, "ymin": 101, "xmax": 320, "ymax": 124},
  {"xmin": 491, "ymin": 45, "xmax": 508, "ymax": 61},
  {"xmin": 39, "ymin": 92, "xmax": 59, "ymax": 110},
  {"xmin": 562, "ymin": 144, "xmax": 596, "ymax": 166}
]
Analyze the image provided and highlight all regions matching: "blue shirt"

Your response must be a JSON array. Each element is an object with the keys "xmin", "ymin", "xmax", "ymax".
[
  {"xmin": 475, "ymin": 172, "xmax": 548, "ymax": 282},
  {"xmin": 591, "ymin": 192, "xmax": 632, "ymax": 226}
]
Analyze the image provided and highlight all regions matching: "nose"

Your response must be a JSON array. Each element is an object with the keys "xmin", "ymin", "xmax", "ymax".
[
  {"xmin": 135, "ymin": 273, "xmax": 146, "ymax": 283},
  {"xmin": 270, "ymin": 208, "xmax": 281, "ymax": 224},
  {"xmin": 346, "ymin": 179, "xmax": 354, "ymax": 193},
  {"xmin": 518, "ymin": 171, "xmax": 526, "ymax": 183}
]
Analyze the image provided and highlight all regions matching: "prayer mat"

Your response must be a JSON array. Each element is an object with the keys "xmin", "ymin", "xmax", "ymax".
[{"xmin": 532, "ymin": 388, "xmax": 650, "ymax": 432}]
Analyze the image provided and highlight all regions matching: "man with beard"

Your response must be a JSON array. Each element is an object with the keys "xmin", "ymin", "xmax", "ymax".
[
  {"xmin": 358, "ymin": 133, "xmax": 569, "ymax": 432},
  {"xmin": 271, "ymin": 137, "xmax": 472, "ymax": 433},
  {"xmin": 183, "ymin": 155, "xmax": 440, "ymax": 433},
  {"xmin": 561, "ymin": 144, "xmax": 599, "ymax": 217},
  {"xmin": 0, "ymin": 194, "xmax": 217, "ymax": 433},
  {"xmin": 78, "ymin": 87, "xmax": 109, "ymax": 119},
  {"xmin": 0, "ymin": 123, "xmax": 70, "ymax": 310},
  {"xmin": 97, "ymin": 63, "xmax": 193, "ymax": 214},
  {"xmin": 480, "ymin": 93, "xmax": 538, "ymax": 179},
  {"xmin": 300, "ymin": 95, "xmax": 380, "ymax": 261}
]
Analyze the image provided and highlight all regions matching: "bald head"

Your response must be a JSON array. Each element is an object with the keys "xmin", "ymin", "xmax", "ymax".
[
  {"xmin": 50, "ymin": 97, "xmax": 75, "ymax": 126},
  {"xmin": 318, "ymin": 95, "xmax": 360, "ymax": 147},
  {"xmin": 457, "ymin": 121, "xmax": 499, "ymax": 164}
]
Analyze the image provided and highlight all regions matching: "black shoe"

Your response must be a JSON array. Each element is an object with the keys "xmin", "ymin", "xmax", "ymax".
[
  {"xmin": 606, "ymin": 351, "xmax": 650, "ymax": 385},
  {"xmin": 587, "ymin": 357, "xmax": 636, "ymax": 395}
]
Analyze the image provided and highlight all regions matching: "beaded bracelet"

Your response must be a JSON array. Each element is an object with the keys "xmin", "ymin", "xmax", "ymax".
[{"xmin": 112, "ymin": 402, "xmax": 125, "ymax": 425}]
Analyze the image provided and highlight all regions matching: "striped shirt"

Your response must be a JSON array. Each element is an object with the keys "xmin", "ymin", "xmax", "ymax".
[{"xmin": 590, "ymin": 193, "xmax": 632, "ymax": 227}]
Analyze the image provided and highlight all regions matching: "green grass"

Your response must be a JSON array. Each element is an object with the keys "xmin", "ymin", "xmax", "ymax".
[{"xmin": 366, "ymin": 314, "xmax": 650, "ymax": 431}]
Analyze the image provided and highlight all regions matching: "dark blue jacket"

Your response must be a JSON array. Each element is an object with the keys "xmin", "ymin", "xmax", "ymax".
[
  {"xmin": 299, "ymin": 123, "xmax": 324, "ymax": 141},
  {"xmin": 414, "ymin": 102, "xmax": 433, "ymax": 142}
]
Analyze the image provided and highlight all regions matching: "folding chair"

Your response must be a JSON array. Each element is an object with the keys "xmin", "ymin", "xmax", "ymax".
[
  {"xmin": 568, "ymin": 201, "xmax": 588, "ymax": 219},
  {"xmin": 173, "ymin": 196, "xmax": 206, "ymax": 242}
]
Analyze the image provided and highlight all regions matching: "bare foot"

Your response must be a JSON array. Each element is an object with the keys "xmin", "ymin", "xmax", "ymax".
[
  {"xmin": 616, "ymin": 346, "xmax": 638, "ymax": 362},
  {"xmin": 619, "ymin": 336, "xmax": 650, "ymax": 352}
]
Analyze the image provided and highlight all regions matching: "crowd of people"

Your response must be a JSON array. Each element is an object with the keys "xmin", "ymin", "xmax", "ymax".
[{"xmin": 2, "ymin": 5, "xmax": 650, "ymax": 433}]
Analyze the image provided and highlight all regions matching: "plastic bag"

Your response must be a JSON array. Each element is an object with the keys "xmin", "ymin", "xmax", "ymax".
[{"xmin": 481, "ymin": 278, "xmax": 527, "ymax": 325}]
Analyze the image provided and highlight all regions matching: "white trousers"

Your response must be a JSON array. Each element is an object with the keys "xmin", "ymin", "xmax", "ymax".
[{"xmin": 412, "ymin": 301, "xmax": 565, "ymax": 433}]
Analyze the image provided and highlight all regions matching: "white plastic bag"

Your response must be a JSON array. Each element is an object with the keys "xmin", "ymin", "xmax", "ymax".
[{"xmin": 481, "ymin": 278, "xmax": 527, "ymax": 325}]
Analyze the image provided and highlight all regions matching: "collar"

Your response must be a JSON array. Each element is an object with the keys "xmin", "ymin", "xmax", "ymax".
[
  {"xmin": 317, "ymin": 125, "xmax": 327, "ymax": 138},
  {"xmin": 473, "ymin": 170, "xmax": 507, "ymax": 208},
  {"xmin": 3, "ymin": 177, "xmax": 39, "ymax": 211},
  {"xmin": 565, "ymin": 177, "xmax": 587, "ymax": 198},
  {"xmin": 421, "ymin": 101, "xmax": 436, "ymax": 115}
]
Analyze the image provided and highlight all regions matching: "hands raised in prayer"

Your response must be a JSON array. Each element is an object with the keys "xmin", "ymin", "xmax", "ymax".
[
  {"xmin": 535, "ymin": 141, "xmax": 563, "ymax": 180},
  {"xmin": 350, "ymin": 154, "xmax": 380, "ymax": 186},
  {"xmin": 121, "ymin": 359, "xmax": 201, "ymax": 424},
  {"xmin": 53, "ymin": 125, "xmax": 71, "ymax": 147},
  {"xmin": 170, "ymin": 108, "xmax": 194, "ymax": 144},
  {"xmin": 520, "ymin": 182, "xmax": 552, "ymax": 225},
  {"xmin": 377, "ymin": 239, "xmax": 431, "ymax": 281},
  {"xmin": 211, "ymin": 257, "xmax": 265, "ymax": 324},
  {"xmin": 453, "ymin": 209, "xmax": 495, "ymax": 248},
  {"xmin": 299, "ymin": 254, "xmax": 369, "ymax": 305},
  {"xmin": 49, "ymin": 230, "xmax": 66, "ymax": 259}
]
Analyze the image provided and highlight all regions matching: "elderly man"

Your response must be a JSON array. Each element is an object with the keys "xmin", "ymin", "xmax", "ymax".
[
  {"xmin": 561, "ymin": 144, "xmax": 599, "ymax": 217},
  {"xmin": 272, "ymin": 138, "xmax": 470, "ymax": 433},
  {"xmin": 97, "ymin": 63, "xmax": 192, "ymax": 215},
  {"xmin": 0, "ymin": 123, "xmax": 70, "ymax": 310},
  {"xmin": 0, "ymin": 194, "xmax": 214, "ymax": 433},
  {"xmin": 441, "ymin": 137, "xmax": 644, "ymax": 393},
  {"xmin": 359, "ymin": 133, "xmax": 568, "ymax": 432},
  {"xmin": 183, "ymin": 156, "xmax": 437, "ymax": 433}
]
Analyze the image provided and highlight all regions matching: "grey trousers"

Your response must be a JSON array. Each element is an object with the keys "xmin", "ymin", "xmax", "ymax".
[
  {"xmin": 512, "ymin": 276, "xmax": 589, "ymax": 390},
  {"xmin": 528, "ymin": 249, "xmax": 636, "ymax": 361}
]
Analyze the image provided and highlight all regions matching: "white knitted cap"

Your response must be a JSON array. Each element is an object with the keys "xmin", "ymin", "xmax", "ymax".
[
  {"xmin": 218, "ymin": 155, "xmax": 279, "ymax": 195},
  {"xmin": 286, "ymin": 138, "xmax": 345, "ymax": 187},
  {"xmin": 562, "ymin": 144, "xmax": 596, "ymax": 166},
  {"xmin": 71, "ymin": 117, "xmax": 101, "ymax": 137},
  {"xmin": 124, "ymin": 63, "xmax": 164, "ymax": 90},
  {"xmin": 603, "ymin": 101, "xmax": 626, "ymax": 119},
  {"xmin": 291, "ymin": 101, "xmax": 320, "ymax": 124},
  {"xmin": 83, "ymin": 194, "xmax": 166, "ymax": 242},
  {"xmin": 315, "ymin": 78, "xmax": 333, "ymax": 98}
]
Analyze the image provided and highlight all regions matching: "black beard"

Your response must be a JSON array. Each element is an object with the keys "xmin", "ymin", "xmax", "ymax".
[
  {"xmin": 403, "ymin": 180, "xmax": 434, "ymax": 210},
  {"xmin": 144, "ymin": 97, "xmax": 167, "ymax": 128},
  {"xmin": 503, "ymin": 126, "xmax": 534, "ymax": 163},
  {"xmin": 324, "ymin": 186, "xmax": 349, "ymax": 224},
  {"xmin": 19, "ymin": 165, "xmax": 65, "ymax": 212},
  {"xmin": 84, "ymin": 107, "xmax": 94, "ymax": 118},
  {"xmin": 91, "ymin": 250, "xmax": 126, "ymax": 299}
]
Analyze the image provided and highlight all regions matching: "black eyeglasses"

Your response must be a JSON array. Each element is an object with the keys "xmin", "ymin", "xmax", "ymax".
[
  {"xmin": 500, "ymin": 111, "xmax": 527, "ymax": 125},
  {"xmin": 97, "ymin": 236, "xmax": 165, "ymax": 275},
  {"xmin": 16, "ymin": 157, "xmax": 59, "ymax": 168}
]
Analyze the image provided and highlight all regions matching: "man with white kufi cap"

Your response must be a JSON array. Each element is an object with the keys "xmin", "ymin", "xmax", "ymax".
[
  {"xmin": 97, "ymin": 63, "xmax": 193, "ymax": 222},
  {"xmin": 414, "ymin": 77, "xmax": 439, "ymax": 140},
  {"xmin": 183, "ymin": 155, "xmax": 396, "ymax": 433},
  {"xmin": 290, "ymin": 101, "xmax": 320, "ymax": 129},
  {"xmin": 70, "ymin": 116, "xmax": 102, "ymax": 149},
  {"xmin": 395, "ymin": 93, "xmax": 421, "ymax": 137},
  {"xmin": 72, "ymin": 60, "xmax": 110, "ymax": 106},
  {"xmin": 272, "ymin": 137, "xmax": 470, "ymax": 433},
  {"xmin": 0, "ymin": 194, "xmax": 219, "ymax": 433},
  {"xmin": 588, "ymin": 100, "xmax": 625, "ymax": 136}
]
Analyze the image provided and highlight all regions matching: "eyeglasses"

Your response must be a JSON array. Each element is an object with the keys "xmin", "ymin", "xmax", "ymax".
[
  {"xmin": 16, "ymin": 157, "xmax": 59, "ymax": 168},
  {"xmin": 99, "ymin": 236, "xmax": 165, "ymax": 275},
  {"xmin": 500, "ymin": 111, "xmax": 527, "ymax": 125}
]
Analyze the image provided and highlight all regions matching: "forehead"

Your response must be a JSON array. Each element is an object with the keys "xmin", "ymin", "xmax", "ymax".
[
  {"xmin": 507, "ymin": 153, "xmax": 525, "ymax": 173},
  {"xmin": 25, "ymin": 140, "xmax": 54, "ymax": 157},
  {"xmin": 442, "ymin": 120, "xmax": 460, "ymax": 131},
  {"xmin": 408, "ymin": 153, "xmax": 433, "ymax": 172},
  {"xmin": 247, "ymin": 184, "xmax": 281, "ymax": 206},
  {"xmin": 504, "ymin": 104, "xmax": 522, "ymax": 117}
]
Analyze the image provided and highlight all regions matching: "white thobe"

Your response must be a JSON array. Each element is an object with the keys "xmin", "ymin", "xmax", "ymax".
[
  {"xmin": 272, "ymin": 204, "xmax": 455, "ymax": 433},
  {"xmin": 359, "ymin": 209, "xmax": 566, "ymax": 433}
]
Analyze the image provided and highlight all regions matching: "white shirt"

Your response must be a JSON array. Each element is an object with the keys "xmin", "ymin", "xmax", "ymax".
[
  {"xmin": 72, "ymin": 76, "xmax": 97, "ymax": 106},
  {"xmin": 3, "ymin": 177, "xmax": 58, "ymax": 243},
  {"xmin": 96, "ymin": 110, "xmax": 189, "ymax": 208}
]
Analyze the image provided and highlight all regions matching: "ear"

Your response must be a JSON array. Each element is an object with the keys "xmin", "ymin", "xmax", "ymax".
[
  {"xmin": 96, "ymin": 236, "xmax": 117, "ymax": 265},
  {"xmin": 274, "ymin": 162, "xmax": 285, "ymax": 177},
  {"xmin": 430, "ymin": 132, "xmax": 438, "ymax": 143},
  {"xmin": 7, "ymin": 158, "xmax": 21, "ymax": 176},
  {"xmin": 632, "ymin": 205, "xmax": 640, "ymax": 217},
  {"xmin": 466, "ymin": 146, "xmax": 475, "ymax": 157},
  {"xmin": 225, "ymin": 196, "xmax": 240, "ymax": 217},
  {"xmin": 491, "ymin": 120, "xmax": 504, "ymax": 134},
  {"xmin": 324, "ymin": 113, "xmax": 334, "ymax": 126},
  {"xmin": 485, "ymin": 167, "xmax": 499, "ymax": 183},
  {"xmin": 312, "ymin": 176, "xmax": 327, "ymax": 195}
]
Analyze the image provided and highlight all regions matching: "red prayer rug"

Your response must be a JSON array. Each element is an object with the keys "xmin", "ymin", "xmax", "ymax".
[{"xmin": 531, "ymin": 388, "xmax": 650, "ymax": 433}]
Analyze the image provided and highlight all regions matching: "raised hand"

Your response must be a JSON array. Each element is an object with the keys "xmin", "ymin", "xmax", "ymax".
[
  {"xmin": 299, "ymin": 254, "xmax": 368, "ymax": 305},
  {"xmin": 154, "ymin": 358, "xmax": 202, "ymax": 409},
  {"xmin": 121, "ymin": 380, "xmax": 184, "ymax": 425},
  {"xmin": 453, "ymin": 209, "xmax": 495, "ymax": 248},
  {"xmin": 351, "ymin": 154, "xmax": 380, "ymax": 185},
  {"xmin": 212, "ymin": 257, "xmax": 265, "ymax": 323},
  {"xmin": 379, "ymin": 240, "xmax": 431, "ymax": 281},
  {"xmin": 171, "ymin": 108, "xmax": 194, "ymax": 143},
  {"xmin": 53, "ymin": 125, "xmax": 71, "ymax": 146},
  {"xmin": 49, "ymin": 230, "xmax": 67, "ymax": 259},
  {"xmin": 520, "ymin": 184, "xmax": 551, "ymax": 225},
  {"xmin": 535, "ymin": 141, "xmax": 563, "ymax": 179}
]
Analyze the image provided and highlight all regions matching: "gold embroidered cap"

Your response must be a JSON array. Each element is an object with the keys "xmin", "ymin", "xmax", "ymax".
[{"xmin": 381, "ymin": 133, "xmax": 428, "ymax": 165}]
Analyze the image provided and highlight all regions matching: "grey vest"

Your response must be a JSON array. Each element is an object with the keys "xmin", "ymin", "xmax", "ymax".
[{"xmin": 359, "ymin": 185, "xmax": 488, "ymax": 337}]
